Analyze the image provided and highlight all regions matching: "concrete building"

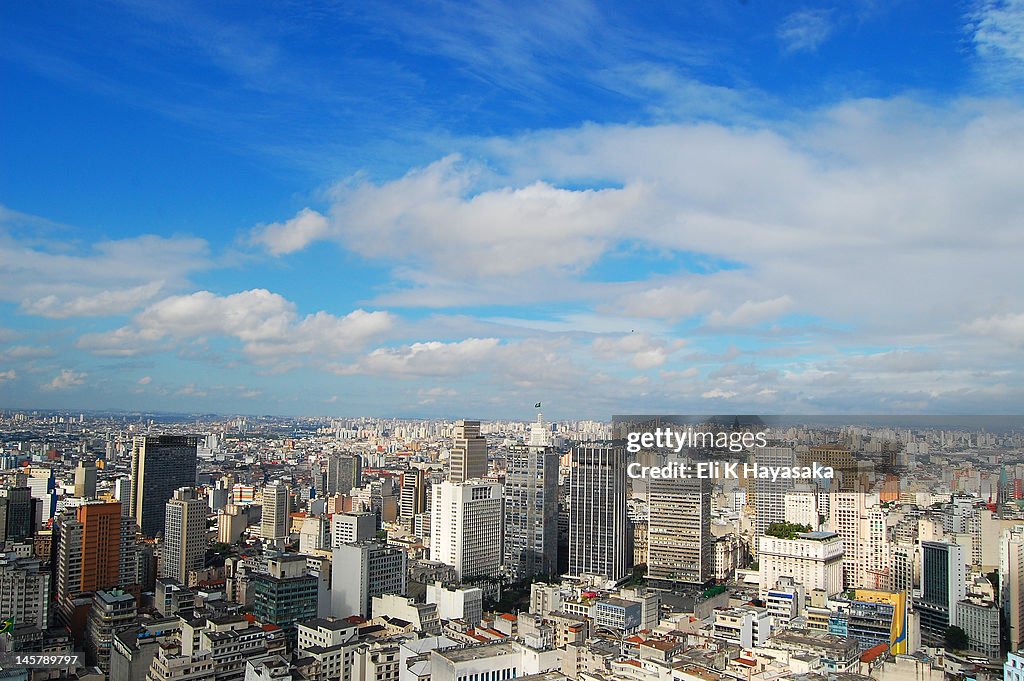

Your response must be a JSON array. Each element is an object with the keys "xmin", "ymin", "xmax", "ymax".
[
  {"xmin": 161, "ymin": 487, "xmax": 207, "ymax": 583},
  {"xmin": 327, "ymin": 454, "xmax": 362, "ymax": 496},
  {"xmin": 332, "ymin": 512, "xmax": 377, "ymax": 548},
  {"xmin": 503, "ymin": 417, "xmax": 559, "ymax": 580},
  {"xmin": 426, "ymin": 582, "xmax": 484, "ymax": 626},
  {"xmin": 130, "ymin": 435, "xmax": 199, "ymax": 538},
  {"xmin": 449, "ymin": 420, "xmax": 487, "ymax": 484},
  {"xmin": 261, "ymin": 482, "xmax": 290, "ymax": 545},
  {"xmin": 331, "ymin": 541, "xmax": 407, "ymax": 618},
  {"xmin": 759, "ymin": 530, "xmax": 844, "ymax": 597},
  {"xmin": 430, "ymin": 479, "xmax": 503, "ymax": 580},
  {"xmin": 0, "ymin": 552, "xmax": 50, "ymax": 630},
  {"xmin": 85, "ymin": 589, "xmax": 137, "ymax": 672},
  {"xmin": 74, "ymin": 460, "xmax": 98, "ymax": 499},
  {"xmin": 372, "ymin": 594, "xmax": 441, "ymax": 635},
  {"xmin": 917, "ymin": 540, "xmax": 966, "ymax": 646},
  {"xmin": 1001, "ymin": 525, "xmax": 1024, "ymax": 653},
  {"xmin": 251, "ymin": 554, "xmax": 318, "ymax": 638},
  {"xmin": 647, "ymin": 473, "xmax": 712, "ymax": 587},
  {"xmin": 568, "ymin": 444, "xmax": 629, "ymax": 584},
  {"xmin": 710, "ymin": 606, "xmax": 771, "ymax": 648},
  {"xmin": 956, "ymin": 596, "xmax": 1000, "ymax": 660}
]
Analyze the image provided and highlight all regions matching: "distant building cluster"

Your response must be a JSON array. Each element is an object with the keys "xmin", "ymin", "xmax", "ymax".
[{"xmin": 0, "ymin": 410, "xmax": 1022, "ymax": 680}]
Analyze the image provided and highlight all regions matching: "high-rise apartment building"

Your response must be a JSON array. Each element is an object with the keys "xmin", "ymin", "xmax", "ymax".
[
  {"xmin": 251, "ymin": 554, "xmax": 318, "ymax": 639},
  {"xmin": 568, "ymin": 444, "xmax": 629, "ymax": 583},
  {"xmin": 55, "ymin": 500, "xmax": 138, "ymax": 632},
  {"xmin": 0, "ymin": 552, "xmax": 51, "ymax": 629},
  {"xmin": 86, "ymin": 589, "xmax": 136, "ymax": 672},
  {"xmin": 160, "ymin": 487, "xmax": 207, "ymax": 583},
  {"xmin": 129, "ymin": 436, "xmax": 198, "ymax": 537},
  {"xmin": 431, "ymin": 480, "xmax": 503, "ymax": 580},
  {"xmin": 261, "ymin": 482, "xmax": 290, "ymax": 545},
  {"xmin": 503, "ymin": 416, "xmax": 559, "ymax": 580},
  {"xmin": 0, "ymin": 486, "xmax": 34, "ymax": 542},
  {"xmin": 449, "ymin": 420, "xmax": 487, "ymax": 483},
  {"xmin": 647, "ymin": 473, "xmax": 713, "ymax": 587}
]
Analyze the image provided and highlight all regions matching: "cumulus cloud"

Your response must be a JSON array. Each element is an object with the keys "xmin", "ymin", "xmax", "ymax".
[
  {"xmin": 964, "ymin": 312, "xmax": 1024, "ymax": 344},
  {"xmin": 42, "ymin": 369, "xmax": 86, "ymax": 391},
  {"xmin": 591, "ymin": 333, "xmax": 685, "ymax": 370},
  {"xmin": 333, "ymin": 338, "xmax": 502, "ymax": 377},
  {"xmin": 0, "ymin": 369, "xmax": 16, "ymax": 384},
  {"xmin": 250, "ymin": 207, "xmax": 330, "ymax": 255},
  {"xmin": 77, "ymin": 289, "xmax": 395, "ymax": 361},
  {"xmin": 253, "ymin": 155, "xmax": 647, "ymax": 277},
  {"xmin": 706, "ymin": 296, "xmax": 794, "ymax": 328}
]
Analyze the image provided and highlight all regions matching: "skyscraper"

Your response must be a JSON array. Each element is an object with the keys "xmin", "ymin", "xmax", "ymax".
[
  {"xmin": 326, "ymin": 454, "xmax": 362, "ymax": 495},
  {"xmin": 331, "ymin": 541, "xmax": 407, "ymax": 618},
  {"xmin": 503, "ymin": 415, "xmax": 559, "ymax": 580},
  {"xmin": 54, "ymin": 500, "xmax": 138, "ymax": 632},
  {"xmin": 1001, "ymin": 525, "xmax": 1024, "ymax": 652},
  {"xmin": 160, "ymin": 487, "xmax": 207, "ymax": 583},
  {"xmin": 568, "ymin": 444, "xmax": 629, "ymax": 583},
  {"xmin": 917, "ymin": 540, "xmax": 967, "ymax": 645},
  {"xmin": 75, "ymin": 459, "xmax": 98, "ymax": 499},
  {"xmin": 129, "ymin": 436, "xmax": 198, "ymax": 537},
  {"xmin": 430, "ymin": 479, "xmax": 503, "ymax": 580},
  {"xmin": 449, "ymin": 420, "xmax": 487, "ymax": 483},
  {"xmin": 0, "ymin": 486, "xmax": 34, "ymax": 542},
  {"xmin": 400, "ymin": 468, "xmax": 426, "ymax": 528},
  {"xmin": 647, "ymin": 473, "xmax": 713, "ymax": 587},
  {"xmin": 752, "ymin": 447, "xmax": 796, "ymax": 544},
  {"xmin": 261, "ymin": 481, "xmax": 290, "ymax": 544}
]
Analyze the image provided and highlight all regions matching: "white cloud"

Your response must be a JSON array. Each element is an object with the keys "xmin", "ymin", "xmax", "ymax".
[
  {"xmin": 968, "ymin": 0, "xmax": 1024, "ymax": 84},
  {"xmin": 42, "ymin": 369, "xmax": 86, "ymax": 391},
  {"xmin": 77, "ymin": 289, "xmax": 395, "ymax": 362},
  {"xmin": 777, "ymin": 9, "xmax": 835, "ymax": 53},
  {"xmin": 250, "ymin": 207, "xmax": 330, "ymax": 256},
  {"xmin": 0, "ymin": 221, "xmax": 208, "ymax": 318},
  {"xmin": 706, "ymin": 296, "xmax": 794, "ymax": 328},
  {"xmin": 334, "ymin": 338, "xmax": 502, "ymax": 377},
  {"xmin": 0, "ymin": 369, "xmax": 16, "ymax": 384},
  {"xmin": 22, "ymin": 281, "xmax": 166, "ymax": 319},
  {"xmin": 138, "ymin": 375, "xmax": 152, "ymax": 385},
  {"xmin": 964, "ymin": 312, "xmax": 1024, "ymax": 343},
  {"xmin": 591, "ymin": 333, "xmax": 685, "ymax": 370}
]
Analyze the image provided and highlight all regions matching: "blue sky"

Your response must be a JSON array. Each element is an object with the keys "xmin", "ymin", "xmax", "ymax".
[{"xmin": 2, "ymin": 0, "xmax": 1023, "ymax": 418}]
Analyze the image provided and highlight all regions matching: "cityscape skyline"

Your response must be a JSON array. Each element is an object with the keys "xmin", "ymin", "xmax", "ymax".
[{"xmin": 3, "ymin": 2, "xmax": 1024, "ymax": 416}]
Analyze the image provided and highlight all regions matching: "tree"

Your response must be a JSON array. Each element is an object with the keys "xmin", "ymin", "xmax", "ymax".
[
  {"xmin": 765, "ymin": 522, "xmax": 812, "ymax": 540},
  {"xmin": 944, "ymin": 625, "xmax": 969, "ymax": 651}
]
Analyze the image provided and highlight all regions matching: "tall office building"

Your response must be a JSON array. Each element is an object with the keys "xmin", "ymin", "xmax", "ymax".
[
  {"xmin": 0, "ymin": 486, "xmax": 34, "ymax": 542},
  {"xmin": 431, "ymin": 480, "xmax": 503, "ymax": 580},
  {"xmin": 261, "ymin": 482, "xmax": 290, "ymax": 544},
  {"xmin": 75, "ymin": 460, "xmax": 98, "ymax": 498},
  {"xmin": 449, "ymin": 420, "xmax": 487, "ymax": 483},
  {"xmin": 752, "ymin": 447, "xmax": 796, "ymax": 544},
  {"xmin": 160, "ymin": 487, "xmax": 207, "ymax": 583},
  {"xmin": 647, "ymin": 473, "xmax": 713, "ymax": 587},
  {"xmin": 326, "ymin": 454, "xmax": 362, "ymax": 495},
  {"xmin": 251, "ymin": 554, "xmax": 318, "ymax": 639},
  {"xmin": 129, "ymin": 436, "xmax": 198, "ymax": 537},
  {"xmin": 917, "ymin": 540, "xmax": 966, "ymax": 645},
  {"xmin": 1002, "ymin": 525, "xmax": 1024, "ymax": 653},
  {"xmin": 503, "ymin": 416, "xmax": 559, "ymax": 580},
  {"xmin": 568, "ymin": 444, "xmax": 629, "ymax": 583},
  {"xmin": 54, "ymin": 500, "xmax": 138, "ymax": 632}
]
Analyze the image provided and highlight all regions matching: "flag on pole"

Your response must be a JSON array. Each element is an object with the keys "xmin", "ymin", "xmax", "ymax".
[{"xmin": 534, "ymin": 402, "xmax": 542, "ymax": 408}]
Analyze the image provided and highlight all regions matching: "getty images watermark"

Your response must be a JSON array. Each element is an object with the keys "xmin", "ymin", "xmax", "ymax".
[{"xmin": 617, "ymin": 417, "xmax": 835, "ymax": 482}]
